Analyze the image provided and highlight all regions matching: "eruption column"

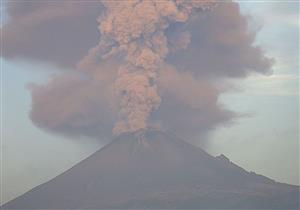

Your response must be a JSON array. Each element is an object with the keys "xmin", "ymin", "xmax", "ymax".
[{"xmin": 96, "ymin": 0, "xmax": 216, "ymax": 135}]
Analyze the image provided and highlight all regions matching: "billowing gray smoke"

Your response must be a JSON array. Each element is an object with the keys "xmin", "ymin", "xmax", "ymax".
[{"xmin": 2, "ymin": 1, "xmax": 273, "ymax": 142}]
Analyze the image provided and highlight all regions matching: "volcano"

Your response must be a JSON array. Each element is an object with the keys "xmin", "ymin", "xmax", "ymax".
[{"xmin": 3, "ymin": 130, "xmax": 299, "ymax": 209}]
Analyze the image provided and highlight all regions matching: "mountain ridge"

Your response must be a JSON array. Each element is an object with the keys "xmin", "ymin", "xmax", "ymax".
[{"xmin": 3, "ymin": 129, "xmax": 299, "ymax": 209}]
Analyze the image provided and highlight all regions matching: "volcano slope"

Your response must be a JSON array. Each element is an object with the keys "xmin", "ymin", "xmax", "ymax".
[{"xmin": 3, "ymin": 130, "xmax": 299, "ymax": 209}]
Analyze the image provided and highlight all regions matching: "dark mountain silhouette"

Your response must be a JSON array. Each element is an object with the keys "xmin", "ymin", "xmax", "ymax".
[{"xmin": 3, "ymin": 130, "xmax": 299, "ymax": 209}]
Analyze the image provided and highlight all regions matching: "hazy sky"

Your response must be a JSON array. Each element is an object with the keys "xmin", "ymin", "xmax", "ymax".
[{"xmin": 1, "ymin": 1, "xmax": 299, "ymax": 204}]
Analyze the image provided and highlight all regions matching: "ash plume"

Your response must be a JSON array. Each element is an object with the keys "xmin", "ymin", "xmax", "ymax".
[
  {"xmin": 79, "ymin": 0, "xmax": 216, "ymax": 135},
  {"xmin": 2, "ymin": 1, "xmax": 273, "ymax": 142}
]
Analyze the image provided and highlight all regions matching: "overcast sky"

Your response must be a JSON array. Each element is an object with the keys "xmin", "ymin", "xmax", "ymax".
[{"xmin": 1, "ymin": 1, "xmax": 299, "ymax": 204}]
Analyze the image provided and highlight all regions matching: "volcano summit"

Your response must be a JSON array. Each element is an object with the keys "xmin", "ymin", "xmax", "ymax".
[{"xmin": 3, "ymin": 129, "xmax": 299, "ymax": 209}]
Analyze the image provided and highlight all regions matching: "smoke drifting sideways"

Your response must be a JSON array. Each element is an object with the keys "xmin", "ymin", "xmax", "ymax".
[{"xmin": 2, "ymin": 1, "xmax": 273, "ymax": 143}]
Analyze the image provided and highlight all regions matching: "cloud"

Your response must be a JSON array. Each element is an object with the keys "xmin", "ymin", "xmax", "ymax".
[
  {"xmin": 2, "ymin": 1, "xmax": 102, "ymax": 68},
  {"xmin": 28, "ymin": 59, "xmax": 119, "ymax": 141},
  {"xmin": 154, "ymin": 65, "xmax": 235, "ymax": 140},
  {"xmin": 167, "ymin": 2, "xmax": 273, "ymax": 79},
  {"xmin": 2, "ymin": 1, "xmax": 273, "ymax": 142}
]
